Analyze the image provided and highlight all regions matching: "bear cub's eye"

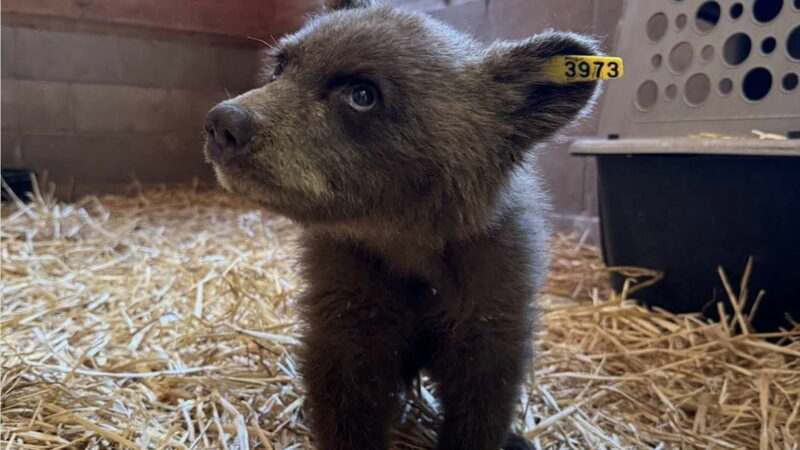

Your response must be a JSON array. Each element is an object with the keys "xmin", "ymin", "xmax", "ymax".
[
  {"xmin": 347, "ymin": 83, "xmax": 377, "ymax": 112},
  {"xmin": 271, "ymin": 58, "xmax": 285, "ymax": 81}
]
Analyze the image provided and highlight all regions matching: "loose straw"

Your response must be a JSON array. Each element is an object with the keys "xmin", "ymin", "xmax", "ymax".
[{"xmin": 2, "ymin": 185, "xmax": 798, "ymax": 449}]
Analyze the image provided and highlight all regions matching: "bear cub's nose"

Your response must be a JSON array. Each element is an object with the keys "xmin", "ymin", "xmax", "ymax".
[{"xmin": 204, "ymin": 104, "xmax": 256, "ymax": 163}]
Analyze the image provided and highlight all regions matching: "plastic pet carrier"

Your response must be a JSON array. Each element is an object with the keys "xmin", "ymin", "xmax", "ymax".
[{"xmin": 571, "ymin": 0, "xmax": 800, "ymax": 330}]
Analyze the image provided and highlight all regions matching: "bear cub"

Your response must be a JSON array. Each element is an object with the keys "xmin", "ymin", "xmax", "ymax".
[{"xmin": 204, "ymin": 1, "xmax": 600, "ymax": 448}]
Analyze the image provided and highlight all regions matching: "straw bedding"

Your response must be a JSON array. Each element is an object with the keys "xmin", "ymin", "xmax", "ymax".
[{"xmin": 2, "ymin": 186, "xmax": 798, "ymax": 449}]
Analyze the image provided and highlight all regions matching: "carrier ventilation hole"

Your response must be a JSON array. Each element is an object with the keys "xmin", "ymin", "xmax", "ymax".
[
  {"xmin": 730, "ymin": 3, "xmax": 744, "ymax": 18},
  {"xmin": 718, "ymin": 78, "xmax": 734, "ymax": 95},
  {"xmin": 788, "ymin": 26, "xmax": 800, "ymax": 60},
  {"xmin": 701, "ymin": 45, "xmax": 715, "ymax": 62},
  {"xmin": 696, "ymin": 1, "xmax": 721, "ymax": 32},
  {"xmin": 723, "ymin": 33, "xmax": 752, "ymax": 65},
  {"xmin": 652, "ymin": 54, "xmax": 663, "ymax": 69},
  {"xmin": 685, "ymin": 73, "xmax": 711, "ymax": 105},
  {"xmin": 743, "ymin": 67, "xmax": 772, "ymax": 101},
  {"xmin": 676, "ymin": 14, "xmax": 688, "ymax": 30},
  {"xmin": 636, "ymin": 81, "xmax": 659, "ymax": 111},
  {"xmin": 783, "ymin": 73, "xmax": 799, "ymax": 91},
  {"xmin": 753, "ymin": 0, "xmax": 783, "ymax": 23},
  {"xmin": 647, "ymin": 13, "xmax": 669, "ymax": 41},
  {"xmin": 759, "ymin": 37, "xmax": 776, "ymax": 55},
  {"xmin": 669, "ymin": 42, "xmax": 694, "ymax": 73},
  {"xmin": 665, "ymin": 84, "xmax": 678, "ymax": 101}
]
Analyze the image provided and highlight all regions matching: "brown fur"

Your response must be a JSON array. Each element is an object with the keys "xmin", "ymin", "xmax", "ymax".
[{"xmin": 204, "ymin": 1, "xmax": 600, "ymax": 448}]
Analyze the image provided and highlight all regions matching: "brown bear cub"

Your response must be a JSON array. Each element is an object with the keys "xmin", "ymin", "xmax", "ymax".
[{"xmin": 204, "ymin": 0, "xmax": 600, "ymax": 448}]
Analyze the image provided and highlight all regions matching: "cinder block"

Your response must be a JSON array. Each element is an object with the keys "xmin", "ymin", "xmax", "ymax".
[
  {"xmin": 67, "ymin": 180, "xmax": 216, "ymax": 201},
  {"xmin": 116, "ymin": 37, "xmax": 170, "ymax": 88},
  {"xmin": 166, "ymin": 89, "xmax": 228, "ymax": 134},
  {"xmin": 22, "ymin": 135, "xmax": 136, "ymax": 185},
  {"xmin": 593, "ymin": 0, "xmax": 625, "ymax": 50},
  {"xmin": 546, "ymin": 0, "xmax": 595, "ymax": 34},
  {"xmin": 1, "ymin": 79, "xmax": 18, "ymax": 130},
  {"xmin": 387, "ymin": 0, "xmax": 445, "ymax": 13},
  {"xmin": 536, "ymin": 139, "xmax": 587, "ymax": 215},
  {"xmin": 72, "ymin": 84, "xmax": 169, "ymax": 133},
  {"xmin": 21, "ymin": 134, "xmax": 212, "ymax": 187},
  {"xmin": 476, "ymin": 0, "xmax": 596, "ymax": 40},
  {"xmin": 434, "ymin": 0, "xmax": 594, "ymax": 42},
  {"xmin": 2, "ymin": 27, "xmax": 15, "ymax": 78},
  {"xmin": 1, "ymin": 132, "xmax": 24, "ymax": 167},
  {"xmin": 153, "ymin": 135, "xmax": 214, "ymax": 182},
  {"xmin": 484, "ymin": 0, "xmax": 553, "ymax": 40},
  {"xmin": 5, "ymin": 80, "xmax": 73, "ymax": 133},
  {"xmin": 117, "ymin": 36, "xmax": 218, "ymax": 90},
  {"xmin": 216, "ymin": 47, "xmax": 262, "ymax": 95},
  {"xmin": 69, "ymin": 183, "xmax": 136, "ymax": 200},
  {"xmin": 15, "ymin": 28, "xmax": 120, "ymax": 84},
  {"xmin": 431, "ymin": 2, "xmax": 494, "ymax": 41},
  {"xmin": 161, "ymin": 41, "xmax": 219, "ymax": 90}
]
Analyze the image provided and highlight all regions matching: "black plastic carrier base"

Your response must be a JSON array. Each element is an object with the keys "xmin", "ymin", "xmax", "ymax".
[{"xmin": 573, "ymin": 139, "xmax": 800, "ymax": 332}]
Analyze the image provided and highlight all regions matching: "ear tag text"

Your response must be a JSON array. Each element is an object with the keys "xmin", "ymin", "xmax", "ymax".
[{"xmin": 544, "ymin": 55, "xmax": 624, "ymax": 84}]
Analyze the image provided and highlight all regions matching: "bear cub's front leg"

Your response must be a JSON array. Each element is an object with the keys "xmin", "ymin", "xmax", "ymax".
[
  {"xmin": 302, "ymin": 319, "xmax": 404, "ymax": 450},
  {"xmin": 299, "ymin": 239, "xmax": 420, "ymax": 450}
]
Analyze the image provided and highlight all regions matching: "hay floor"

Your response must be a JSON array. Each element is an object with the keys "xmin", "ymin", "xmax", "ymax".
[{"xmin": 2, "ymin": 187, "xmax": 798, "ymax": 449}]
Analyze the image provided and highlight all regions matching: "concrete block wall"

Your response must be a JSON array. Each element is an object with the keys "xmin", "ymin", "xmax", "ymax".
[{"xmin": 1, "ymin": 15, "xmax": 265, "ymax": 199}]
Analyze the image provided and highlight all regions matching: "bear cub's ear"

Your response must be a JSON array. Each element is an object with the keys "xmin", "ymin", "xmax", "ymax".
[
  {"xmin": 323, "ymin": 0, "xmax": 374, "ymax": 10},
  {"xmin": 484, "ymin": 31, "xmax": 602, "ymax": 143}
]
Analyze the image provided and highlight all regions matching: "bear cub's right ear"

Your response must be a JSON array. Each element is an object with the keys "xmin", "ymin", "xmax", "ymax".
[{"xmin": 484, "ymin": 31, "xmax": 602, "ymax": 143}]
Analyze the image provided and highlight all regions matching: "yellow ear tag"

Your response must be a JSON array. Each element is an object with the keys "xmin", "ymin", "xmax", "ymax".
[{"xmin": 544, "ymin": 55, "xmax": 624, "ymax": 84}]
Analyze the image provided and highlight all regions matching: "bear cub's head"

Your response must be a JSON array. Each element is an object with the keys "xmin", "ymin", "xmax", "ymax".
[{"xmin": 204, "ymin": 0, "xmax": 600, "ymax": 236}]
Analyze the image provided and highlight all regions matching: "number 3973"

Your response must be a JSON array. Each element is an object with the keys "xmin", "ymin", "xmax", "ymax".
[
  {"xmin": 565, "ymin": 59, "xmax": 620, "ymax": 80},
  {"xmin": 544, "ymin": 56, "xmax": 625, "ymax": 84}
]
